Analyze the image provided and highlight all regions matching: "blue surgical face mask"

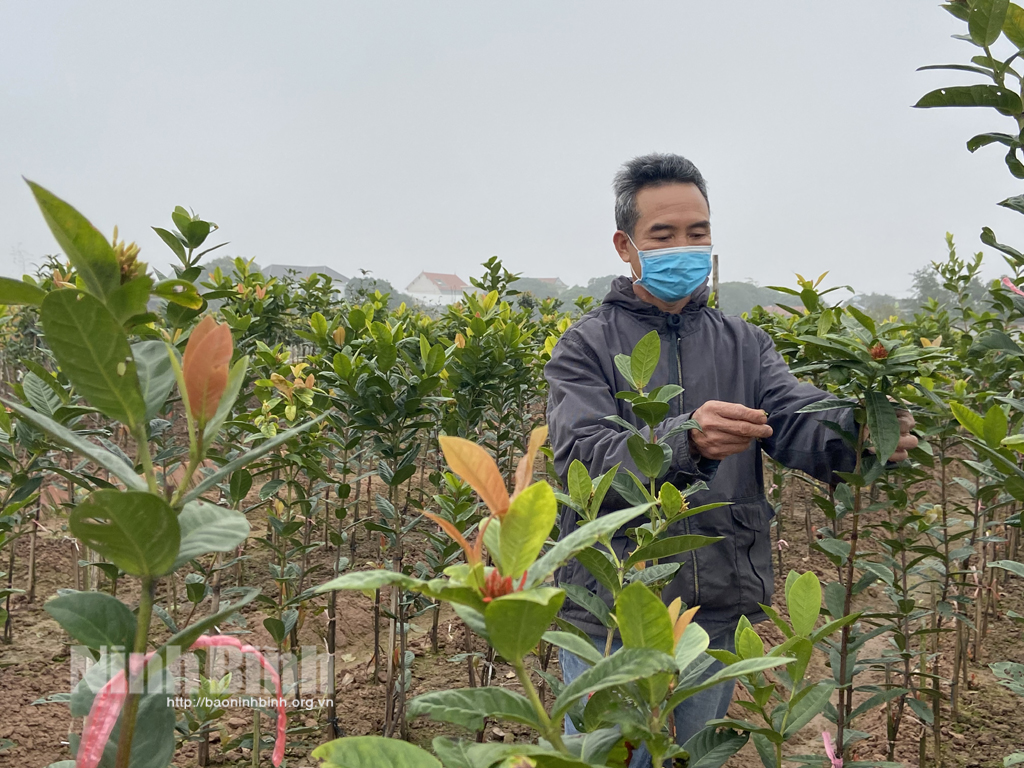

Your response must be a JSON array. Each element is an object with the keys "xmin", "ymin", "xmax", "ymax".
[{"xmin": 627, "ymin": 235, "xmax": 713, "ymax": 303}]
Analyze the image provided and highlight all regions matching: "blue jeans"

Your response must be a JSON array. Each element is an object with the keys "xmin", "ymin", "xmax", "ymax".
[{"xmin": 558, "ymin": 623, "xmax": 737, "ymax": 768}]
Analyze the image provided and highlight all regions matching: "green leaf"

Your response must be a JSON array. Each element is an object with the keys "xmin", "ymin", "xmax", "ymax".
[
  {"xmin": 1000, "ymin": 193, "xmax": 1024, "ymax": 215},
  {"xmin": 736, "ymin": 627, "xmax": 764, "ymax": 659},
  {"xmin": 44, "ymin": 591, "xmax": 136, "ymax": 649},
  {"xmin": 183, "ymin": 410, "xmax": 331, "ymax": 503},
  {"xmin": 970, "ymin": 0, "xmax": 1009, "ymax": 46},
  {"xmin": 562, "ymin": 583, "xmax": 614, "ymax": 628},
  {"xmin": 943, "ymin": 2, "xmax": 971, "ymax": 21},
  {"xmin": 951, "ymin": 402, "xmax": 986, "ymax": 440},
  {"xmin": 991, "ymin": 559, "xmax": 1024, "ymax": 578},
  {"xmin": 0, "ymin": 398, "xmax": 146, "ymax": 491},
  {"xmin": 971, "ymin": 329, "xmax": 1024, "ymax": 356},
  {"xmin": 616, "ymin": 581, "xmax": 674, "ymax": 654},
  {"xmin": 603, "ymin": 415, "xmax": 645, "ymax": 439},
  {"xmin": 153, "ymin": 279, "xmax": 203, "ymax": 309},
  {"xmin": 0, "ymin": 276, "xmax": 45, "ymax": 305},
  {"xmin": 154, "ymin": 587, "xmax": 260, "ymax": 660},
  {"xmin": 407, "ymin": 687, "xmax": 541, "ymax": 732},
  {"xmin": 632, "ymin": 400, "xmax": 671, "ymax": 427},
  {"xmin": 312, "ymin": 736, "xmax": 442, "ymax": 768},
  {"xmin": 541, "ymin": 630, "xmax": 603, "ymax": 665},
  {"xmin": 907, "ymin": 696, "xmax": 934, "ymax": 725},
  {"xmin": 172, "ymin": 501, "xmax": 250, "ymax": 570},
  {"xmin": 969, "ymin": 132, "xmax": 1021, "ymax": 153},
  {"xmin": 263, "ymin": 617, "xmax": 286, "ymax": 644},
  {"xmin": 650, "ymin": 384, "xmax": 684, "ymax": 403},
  {"xmin": 229, "ymin": 470, "xmax": 253, "ymax": 503},
  {"xmin": 787, "ymin": 571, "xmax": 822, "ymax": 636},
  {"xmin": 41, "ymin": 290, "xmax": 146, "ymax": 430},
  {"xmin": 613, "ymin": 354, "xmax": 635, "ymax": 388},
  {"xmin": 783, "ymin": 681, "xmax": 834, "ymax": 737},
  {"xmin": 1006, "ymin": 3, "xmax": 1024, "ymax": 48},
  {"xmin": 681, "ymin": 727, "xmax": 749, "ymax": 768},
  {"xmin": 526, "ymin": 503, "xmax": 652, "ymax": 588},
  {"xmin": 575, "ymin": 548, "xmax": 620, "ymax": 595},
  {"xmin": 783, "ymin": 637, "xmax": 814, "ymax": 687},
  {"xmin": 69, "ymin": 490, "xmax": 180, "ymax": 577},
  {"xmin": 915, "ymin": 84, "xmax": 1023, "ymax": 115},
  {"xmin": 551, "ymin": 647, "xmax": 677, "ymax": 719},
  {"xmin": 625, "ymin": 535, "xmax": 723, "ymax": 570},
  {"xmin": 499, "ymin": 482, "xmax": 556, "ymax": 578},
  {"xmin": 484, "ymin": 588, "xmax": 564, "ymax": 661},
  {"xmin": 202, "ymin": 355, "xmax": 249, "ymax": 444},
  {"xmin": 315, "ymin": 569, "xmax": 425, "ymax": 595},
  {"xmin": 107, "ymin": 275, "xmax": 153, "ymax": 325},
  {"xmin": 865, "ymin": 391, "xmax": 900, "ymax": 463},
  {"xmin": 152, "ymin": 227, "xmax": 186, "ymax": 261},
  {"xmin": 983, "ymin": 404, "xmax": 1009, "ymax": 447},
  {"xmin": 23, "ymin": 372, "xmax": 62, "ymax": 417},
  {"xmin": 795, "ymin": 398, "xmax": 858, "ymax": 413},
  {"xmin": 668, "ymin": 657, "xmax": 791, "ymax": 708},
  {"xmin": 567, "ymin": 460, "xmax": 592, "ymax": 508},
  {"xmin": 630, "ymin": 330, "xmax": 661, "ymax": 390},
  {"xmin": 845, "ymin": 306, "xmax": 876, "ymax": 336},
  {"xmin": 26, "ymin": 180, "xmax": 120, "ymax": 300},
  {"xmin": 627, "ymin": 433, "xmax": 667, "ymax": 479},
  {"xmin": 674, "ymin": 622, "xmax": 711, "ymax": 672},
  {"xmin": 132, "ymin": 340, "xmax": 178, "ymax": 423}
]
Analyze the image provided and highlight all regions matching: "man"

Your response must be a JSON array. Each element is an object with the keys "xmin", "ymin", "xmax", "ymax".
[{"xmin": 545, "ymin": 153, "xmax": 916, "ymax": 765}]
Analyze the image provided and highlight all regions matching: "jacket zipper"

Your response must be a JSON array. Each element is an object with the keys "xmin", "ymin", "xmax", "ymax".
[{"xmin": 674, "ymin": 326, "xmax": 700, "ymax": 606}]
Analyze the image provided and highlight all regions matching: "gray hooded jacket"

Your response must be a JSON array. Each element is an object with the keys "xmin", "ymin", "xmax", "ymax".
[{"xmin": 545, "ymin": 276, "xmax": 855, "ymax": 636}]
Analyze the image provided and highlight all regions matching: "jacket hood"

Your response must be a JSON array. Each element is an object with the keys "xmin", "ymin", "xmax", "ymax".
[{"xmin": 602, "ymin": 275, "xmax": 711, "ymax": 317}]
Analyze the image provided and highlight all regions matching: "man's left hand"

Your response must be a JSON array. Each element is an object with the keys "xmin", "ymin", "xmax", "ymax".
[{"xmin": 866, "ymin": 409, "xmax": 918, "ymax": 463}]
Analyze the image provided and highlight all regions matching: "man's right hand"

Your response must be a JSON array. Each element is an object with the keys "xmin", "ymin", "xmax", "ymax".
[{"xmin": 690, "ymin": 401, "xmax": 773, "ymax": 460}]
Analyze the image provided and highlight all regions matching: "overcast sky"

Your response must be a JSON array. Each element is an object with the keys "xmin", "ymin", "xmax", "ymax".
[{"xmin": 2, "ymin": 2, "xmax": 1022, "ymax": 297}]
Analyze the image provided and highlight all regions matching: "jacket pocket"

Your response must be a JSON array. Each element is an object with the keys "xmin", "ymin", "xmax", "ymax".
[{"xmin": 730, "ymin": 498, "xmax": 775, "ymax": 616}]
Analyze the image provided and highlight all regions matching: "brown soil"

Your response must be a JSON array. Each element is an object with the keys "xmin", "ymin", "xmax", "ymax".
[{"xmin": 1, "ymin": 466, "xmax": 1022, "ymax": 768}]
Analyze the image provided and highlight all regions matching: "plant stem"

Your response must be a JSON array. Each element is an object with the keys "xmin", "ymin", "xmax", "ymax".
[
  {"xmin": 836, "ymin": 424, "xmax": 865, "ymax": 757},
  {"xmin": 133, "ymin": 425, "xmax": 159, "ymax": 495},
  {"xmin": 114, "ymin": 576, "xmax": 155, "ymax": 768},
  {"xmin": 513, "ymin": 659, "xmax": 566, "ymax": 752}
]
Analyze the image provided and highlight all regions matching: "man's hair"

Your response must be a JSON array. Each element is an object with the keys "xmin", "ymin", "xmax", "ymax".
[{"xmin": 613, "ymin": 153, "xmax": 709, "ymax": 236}]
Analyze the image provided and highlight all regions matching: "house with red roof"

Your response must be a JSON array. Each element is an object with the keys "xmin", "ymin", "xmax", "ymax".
[{"xmin": 405, "ymin": 271, "xmax": 469, "ymax": 305}]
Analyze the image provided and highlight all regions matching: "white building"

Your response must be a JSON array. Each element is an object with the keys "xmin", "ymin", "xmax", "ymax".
[{"xmin": 405, "ymin": 271, "xmax": 469, "ymax": 305}]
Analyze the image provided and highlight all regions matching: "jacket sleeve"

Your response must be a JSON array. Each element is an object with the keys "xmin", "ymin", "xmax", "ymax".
[
  {"xmin": 545, "ymin": 330, "xmax": 720, "ymax": 493},
  {"xmin": 754, "ymin": 327, "xmax": 857, "ymax": 485}
]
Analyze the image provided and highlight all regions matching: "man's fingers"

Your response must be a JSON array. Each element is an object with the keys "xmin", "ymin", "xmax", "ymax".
[
  {"xmin": 897, "ymin": 434, "xmax": 918, "ymax": 451},
  {"xmin": 715, "ymin": 419, "xmax": 774, "ymax": 439},
  {"xmin": 712, "ymin": 401, "xmax": 768, "ymax": 424}
]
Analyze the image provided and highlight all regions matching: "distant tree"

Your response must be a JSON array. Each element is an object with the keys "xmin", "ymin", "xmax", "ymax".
[
  {"xmin": 513, "ymin": 278, "xmax": 563, "ymax": 300},
  {"xmin": 715, "ymin": 281, "xmax": 789, "ymax": 316},
  {"xmin": 345, "ymin": 272, "xmax": 416, "ymax": 308},
  {"xmin": 202, "ymin": 255, "xmax": 261, "ymax": 277},
  {"xmin": 847, "ymin": 292, "xmax": 903, "ymax": 320},
  {"xmin": 909, "ymin": 264, "xmax": 987, "ymax": 312},
  {"xmin": 560, "ymin": 274, "xmax": 622, "ymax": 303}
]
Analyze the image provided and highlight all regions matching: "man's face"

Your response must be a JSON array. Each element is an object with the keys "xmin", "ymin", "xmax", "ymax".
[{"xmin": 613, "ymin": 182, "xmax": 712, "ymax": 302}]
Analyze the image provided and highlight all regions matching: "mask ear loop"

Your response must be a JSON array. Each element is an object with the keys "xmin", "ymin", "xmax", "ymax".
[{"xmin": 625, "ymin": 233, "xmax": 642, "ymax": 281}]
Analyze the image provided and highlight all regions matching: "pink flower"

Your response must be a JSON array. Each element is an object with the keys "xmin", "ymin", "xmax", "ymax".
[
  {"xmin": 1003, "ymin": 277, "xmax": 1024, "ymax": 297},
  {"xmin": 822, "ymin": 730, "xmax": 843, "ymax": 768},
  {"xmin": 76, "ymin": 636, "xmax": 287, "ymax": 768}
]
